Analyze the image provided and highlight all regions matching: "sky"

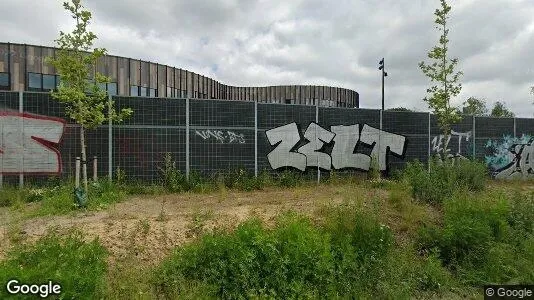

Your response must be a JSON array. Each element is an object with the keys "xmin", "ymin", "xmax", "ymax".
[{"xmin": 1, "ymin": 0, "xmax": 534, "ymax": 116}]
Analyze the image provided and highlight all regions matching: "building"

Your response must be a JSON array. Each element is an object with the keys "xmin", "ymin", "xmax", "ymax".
[{"xmin": 0, "ymin": 42, "xmax": 359, "ymax": 107}]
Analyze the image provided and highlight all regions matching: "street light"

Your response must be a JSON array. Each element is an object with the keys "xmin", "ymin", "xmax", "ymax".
[{"xmin": 378, "ymin": 58, "xmax": 388, "ymax": 110}]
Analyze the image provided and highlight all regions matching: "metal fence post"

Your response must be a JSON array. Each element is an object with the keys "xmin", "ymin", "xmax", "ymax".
[
  {"xmin": 379, "ymin": 109, "xmax": 383, "ymax": 171},
  {"xmin": 19, "ymin": 91, "xmax": 24, "ymax": 188},
  {"xmin": 514, "ymin": 117, "xmax": 517, "ymax": 139},
  {"xmin": 186, "ymin": 97, "xmax": 190, "ymax": 180},
  {"xmin": 316, "ymin": 98, "xmax": 319, "ymax": 184},
  {"xmin": 473, "ymin": 115, "xmax": 477, "ymax": 160},
  {"xmin": 254, "ymin": 97, "xmax": 258, "ymax": 177},
  {"xmin": 108, "ymin": 94, "xmax": 113, "ymax": 181},
  {"xmin": 428, "ymin": 112, "xmax": 431, "ymax": 172}
]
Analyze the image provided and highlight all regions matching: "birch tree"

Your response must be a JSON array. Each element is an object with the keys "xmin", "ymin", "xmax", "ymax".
[
  {"xmin": 47, "ymin": 0, "xmax": 132, "ymax": 192},
  {"xmin": 419, "ymin": 0, "xmax": 463, "ymax": 159}
]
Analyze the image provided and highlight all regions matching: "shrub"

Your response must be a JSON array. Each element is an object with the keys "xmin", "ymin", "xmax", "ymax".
[
  {"xmin": 402, "ymin": 158, "xmax": 488, "ymax": 205},
  {"xmin": 155, "ymin": 207, "xmax": 397, "ymax": 299},
  {"xmin": 418, "ymin": 191, "xmax": 534, "ymax": 285},
  {"xmin": 158, "ymin": 152, "xmax": 188, "ymax": 192},
  {"xmin": 155, "ymin": 215, "xmax": 334, "ymax": 299},
  {"xmin": 0, "ymin": 230, "xmax": 108, "ymax": 299}
]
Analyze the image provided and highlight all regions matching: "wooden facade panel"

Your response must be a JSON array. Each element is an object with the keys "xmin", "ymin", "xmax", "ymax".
[
  {"xmin": 26, "ymin": 45, "xmax": 42, "ymax": 73},
  {"xmin": 41, "ymin": 47, "xmax": 55, "ymax": 74},
  {"xmin": 166, "ymin": 66, "xmax": 173, "ymax": 87},
  {"xmin": 149, "ymin": 63, "xmax": 157, "ymax": 90},
  {"xmin": 0, "ymin": 43, "xmax": 8, "ymax": 73},
  {"xmin": 129, "ymin": 59, "xmax": 140, "ymax": 86},
  {"xmin": 157, "ymin": 64, "xmax": 166, "ymax": 97},
  {"xmin": 11, "ymin": 44, "xmax": 25, "ymax": 90},
  {"xmin": 186, "ymin": 71, "xmax": 192, "ymax": 98},
  {"xmin": 117, "ymin": 57, "xmax": 129, "ymax": 95},
  {"xmin": 198, "ymin": 75, "xmax": 204, "ymax": 98},
  {"xmin": 140, "ymin": 61, "xmax": 149, "ymax": 88}
]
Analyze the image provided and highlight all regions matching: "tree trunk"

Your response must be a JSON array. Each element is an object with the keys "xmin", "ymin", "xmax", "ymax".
[{"xmin": 80, "ymin": 126, "xmax": 88, "ymax": 192}]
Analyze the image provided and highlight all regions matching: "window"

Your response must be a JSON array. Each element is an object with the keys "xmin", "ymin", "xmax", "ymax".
[
  {"xmin": 149, "ymin": 88, "xmax": 157, "ymax": 97},
  {"xmin": 166, "ymin": 87, "xmax": 172, "ymax": 98},
  {"xmin": 0, "ymin": 72, "xmax": 8, "ymax": 90},
  {"xmin": 41, "ymin": 74, "xmax": 55, "ymax": 91},
  {"xmin": 98, "ymin": 82, "xmax": 107, "ymax": 91},
  {"xmin": 56, "ymin": 75, "xmax": 61, "ymax": 87},
  {"xmin": 130, "ymin": 85, "xmax": 140, "ymax": 96},
  {"xmin": 28, "ymin": 72, "xmax": 42, "ymax": 90},
  {"xmin": 107, "ymin": 83, "xmax": 117, "ymax": 96},
  {"xmin": 140, "ymin": 87, "xmax": 147, "ymax": 97}
]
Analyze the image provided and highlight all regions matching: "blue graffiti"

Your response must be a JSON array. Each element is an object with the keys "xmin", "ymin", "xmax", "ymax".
[{"xmin": 485, "ymin": 134, "xmax": 534, "ymax": 179}]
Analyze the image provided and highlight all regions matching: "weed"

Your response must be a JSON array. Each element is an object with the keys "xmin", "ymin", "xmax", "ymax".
[
  {"xmin": 0, "ymin": 229, "xmax": 108, "ymax": 299},
  {"xmin": 402, "ymin": 159, "xmax": 488, "ymax": 205}
]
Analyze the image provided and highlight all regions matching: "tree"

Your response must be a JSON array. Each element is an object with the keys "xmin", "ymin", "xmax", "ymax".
[
  {"xmin": 47, "ymin": 0, "xmax": 132, "ymax": 192},
  {"xmin": 490, "ymin": 101, "xmax": 515, "ymax": 118},
  {"xmin": 461, "ymin": 97, "xmax": 488, "ymax": 116},
  {"xmin": 419, "ymin": 0, "xmax": 463, "ymax": 158}
]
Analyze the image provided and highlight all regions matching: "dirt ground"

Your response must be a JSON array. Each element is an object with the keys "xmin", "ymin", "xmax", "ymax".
[{"xmin": 0, "ymin": 185, "xmax": 362, "ymax": 263}]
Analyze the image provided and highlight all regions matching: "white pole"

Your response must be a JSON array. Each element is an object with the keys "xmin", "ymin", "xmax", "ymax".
[
  {"xmin": 75, "ymin": 157, "xmax": 81, "ymax": 189},
  {"xmin": 316, "ymin": 97, "xmax": 319, "ymax": 184},
  {"xmin": 108, "ymin": 94, "xmax": 113, "ymax": 181},
  {"xmin": 93, "ymin": 156, "xmax": 98, "ymax": 181},
  {"xmin": 19, "ymin": 91, "xmax": 23, "ymax": 188},
  {"xmin": 186, "ymin": 97, "xmax": 190, "ymax": 180},
  {"xmin": 254, "ymin": 97, "xmax": 258, "ymax": 177}
]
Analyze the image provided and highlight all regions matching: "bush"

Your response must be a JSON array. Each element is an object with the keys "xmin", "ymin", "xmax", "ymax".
[
  {"xmin": 418, "ymin": 191, "xmax": 534, "ymax": 285},
  {"xmin": 0, "ymin": 230, "xmax": 108, "ymax": 299},
  {"xmin": 155, "ymin": 208, "xmax": 396, "ymax": 299},
  {"xmin": 402, "ymin": 159, "xmax": 488, "ymax": 205}
]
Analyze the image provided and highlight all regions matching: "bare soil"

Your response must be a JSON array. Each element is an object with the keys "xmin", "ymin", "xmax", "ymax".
[{"xmin": 0, "ymin": 185, "xmax": 362, "ymax": 263}]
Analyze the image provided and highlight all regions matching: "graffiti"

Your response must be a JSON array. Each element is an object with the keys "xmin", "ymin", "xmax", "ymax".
[
  {"xmin": 431, "ymin": 130, "xmax": 472, "ymax": 159},
  {"xmin": 0, "ymin": 112, "xmax": 66, "ymax": 174},
  {"xmin": 485, "ymin": 135, "xmax": 534, "ymax": 179},
  {"xmin": 195, "ymin": 130, "xmax": 246, "ymax": 144},
  {"xmin": 265, "ymin": 122, "xmax": 406, "ymax": 171}
]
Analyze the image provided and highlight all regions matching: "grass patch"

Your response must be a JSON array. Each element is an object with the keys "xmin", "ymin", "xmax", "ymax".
[
  {"xmin": 402, "ymin": 159, "xmax": 488, "ymax": 205},
  {"xmin": 0, "ymin": 229, "xmax": 107, "ymax": 299},
  {"xmin": 418, "ymin": 190, "xmax": 534, "ymax": 285}
]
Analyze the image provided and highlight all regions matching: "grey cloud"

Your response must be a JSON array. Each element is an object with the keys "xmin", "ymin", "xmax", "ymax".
[{"xmin": 1, "ymin": 0, "xmax": 534, "ymax": 116}]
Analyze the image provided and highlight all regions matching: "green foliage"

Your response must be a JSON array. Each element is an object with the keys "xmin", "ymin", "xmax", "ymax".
[
  {"xmin": 402, "ymin": 159, "xmax": 488, "ymax": 205},
  {"xmin": 490, "ymin": 101, "xmax": 515, "ymax": 118},
  {"xmin": 368, "ymin": 155, "xmax": 381, "ymax": 180},
  {"xmin": 418, "ymin": 191, "xmax": 534, "ymax": 285},
  {"xmin": 158, "ymin": 152, "xmax": 188, "ymax": 192},
  {"xmin": 0, "ymin": 230, "xmax": 108, "ymax": 299},
  {"xmin": 275, "ymin": 169, "xmax": 304, "ymax": 188},
  {"xmin": 462, "ymin": 97, "xmax": 488, "ymax": 116},
  {"xmin": 154, "ymin": 209, "xmax": 396, "ymax": 299},
  {"xmin": 46, "ymin": 0, "xmax": 132, "ymax": 129},
  {"xmin": 419, "ymin": 0, "xmax": 463, "ymax": 137}
]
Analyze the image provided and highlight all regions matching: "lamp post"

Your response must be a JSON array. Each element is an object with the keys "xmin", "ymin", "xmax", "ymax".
[{"xmin": 378, "ymin": 58, "xmax": 388, "ymax": 110}]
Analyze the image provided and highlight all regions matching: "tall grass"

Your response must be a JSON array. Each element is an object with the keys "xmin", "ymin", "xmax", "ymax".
[
  {"xmin": 402, "ymin": 158, "xmax": 488, "ymax": 205},
  {"xmin": 0, "ymin": 230, "xmax": 108, "ymax": 299},
  {"xmin": 153, "ymin": 203, "xmax": 456, "ymax": 299},
  {"xmin": 418, "ymin": 191, "xmax": 534, "ymax": 285}
]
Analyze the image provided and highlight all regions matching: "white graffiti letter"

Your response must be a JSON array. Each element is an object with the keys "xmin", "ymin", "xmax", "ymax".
[
  {"xmin": 360, "ymin": 124, "xmax": 406, "ymax": 171},
  {"xmin": 0, "ymin": 113, "xmax": 65, "ymax": 174},
  {"xmin": 330, "ymin": 125, "xmax": 370, "ymax": 170},
  {"xmin": 266, "ymin": 123, "xmax": 306, "ymax": 171},
  {"xmin": 297, "ymin": 123, "xmax": 335, "ymax": 170}
]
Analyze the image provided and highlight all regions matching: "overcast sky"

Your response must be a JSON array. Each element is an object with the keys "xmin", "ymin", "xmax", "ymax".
[{"xmin": 1, "ymin": 0, "xmax": 533, "ymax": 116}]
